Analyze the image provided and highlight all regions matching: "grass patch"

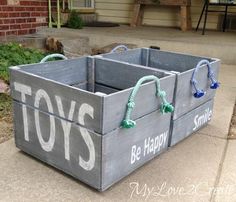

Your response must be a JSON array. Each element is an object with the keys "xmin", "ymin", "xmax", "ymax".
[{"xmin": 0, "ymin": 93, "xmax": 12, "ymax": 122}]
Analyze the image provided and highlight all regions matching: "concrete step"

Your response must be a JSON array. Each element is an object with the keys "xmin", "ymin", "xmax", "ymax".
[{"xmin": 36, "ymin": 26, "xmax": 236, "ymax": 65}]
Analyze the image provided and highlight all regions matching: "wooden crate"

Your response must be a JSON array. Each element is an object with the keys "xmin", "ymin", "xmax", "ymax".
[
  {"xmin": 10, "ymin": 56, "xmax": 175, "ymax": 191},
  {"xmin": 101, "ymin": 48, "xmax": 220, "ymax": 146},
  {"xmin": 131, "ymin": 0, "xmax": 192, "ymax": 31},
  {"xmin": 170, "ymin": 99, "xmax": 214, "ymax": 146},
  {"xmin": 135, "ymin": 0, "xmax": 191, "ymax": 6}
]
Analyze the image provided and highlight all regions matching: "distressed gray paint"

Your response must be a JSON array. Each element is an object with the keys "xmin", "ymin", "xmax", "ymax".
[
  {"xmin": 10, "ymin": 57, "xmax": 175, "ymax": 135},
  {"xmin": 101, "ymin": 110, "xmax": 171, "ymax": 190},
  {"xmin": 18, "ymin": 57, "xmax": 88, "ymax": 85},
  {"xmin": 10, "ymin": 67, "xmax": 103, "ymax": 133},
  {"xmin": 148, "ymin": 49, "xmax": 214, "ymax": 73},
  {"xmin": 102, "ymin": 74, "xmax": 175, "ymax": 134},
  {"xmin": 172, "ymin": 63, "xmax": 219, "ymax": 119},
  {"xmin": 13, "ymin": 101, "xmax": 102, "ymax": 189},
  {"xmin": 95, "ymin": 58, "xmax": 172, "ymax": 90},
  {"xmin": 10, "ymin": 56, "xmax": 175, "ymax": 191},
  {"xmin": 13, "ymin": 100, "xmax": 171, "ymax": 191},
  {"xmin": 102, "ymin": 48, "xmax": 143, "ymax": 65},
  {"xmin": 101, "ymin": 48, "xmax": 220, "ymax": 119},
  {"xmin": 170, "ymin": 99, "xmax": 214, "ymax": 146},
  {"xmin": 10, "ymin": 51, "xmax": 217, "ymax": 191},
  {"xmin": 94, "ymin": 84, "xmax": 118, "ymax": 94}
]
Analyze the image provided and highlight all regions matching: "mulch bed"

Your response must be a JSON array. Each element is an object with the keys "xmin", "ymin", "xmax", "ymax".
[
  {"xmin": 0, "ymin": 93, "xmax": 13, "ymax": 144},
  {"xmin": 228, "ymin": 102, "xmax": 236, "ymax": 139},
  {"xmin": 0, "ymin": 121, "xmax": 13, "ymax": 144}
]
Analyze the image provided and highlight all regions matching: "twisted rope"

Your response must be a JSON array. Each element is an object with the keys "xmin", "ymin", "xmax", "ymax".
[{"xmin": 121, "ymin": 75, "xmax": 174, "ymax": 129}]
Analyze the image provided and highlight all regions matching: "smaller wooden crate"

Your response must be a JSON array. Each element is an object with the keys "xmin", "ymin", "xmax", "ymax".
[
  {"xmin": 102, "ymin": 48, "xmax": 220, "ymax": 120},
  {"xmin": 101, "ymin": 48, "xmax": 220, "ymax": 146},
  {"xmin": 170, "ymin": 99, "xmax": 214, "ymax": 146},
  {"xmin": 10, "ymin": 56, "xmax": 175, "ymax": 191}
]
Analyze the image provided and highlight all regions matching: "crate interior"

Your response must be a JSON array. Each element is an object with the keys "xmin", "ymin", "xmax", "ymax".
[
  {"xmin": 19, "ymin": 57, "xmax": 172, "ymax": 95},
  {"xmin": 102, "ymin": 48, "xmax": 215, "ymax": 73}
]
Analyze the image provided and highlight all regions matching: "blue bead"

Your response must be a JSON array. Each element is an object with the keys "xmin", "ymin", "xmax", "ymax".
[
  {"xmin": 210, "ymin": 82, "xmax": 220, "ymax": 89},
  {"xmin": 194, "ymin": 90, "xmax": 205, "ymax": 98}
]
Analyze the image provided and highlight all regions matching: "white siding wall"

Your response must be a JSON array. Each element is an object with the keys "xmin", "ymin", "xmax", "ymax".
[{"xmin": 95, "ymin": 0, "xmax": 236, "ymax": 30}]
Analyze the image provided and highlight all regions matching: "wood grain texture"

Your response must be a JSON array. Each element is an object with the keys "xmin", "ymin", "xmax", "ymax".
[
  {"xmin": 173, "ymin": 61, "xmax": 219, "ymax": 120},
  {"xmin": 10, "ymin": 53, "xmax": 217, "ymax": 191},
  {"xmin": 102, "ymin": 48, "xmax": 220, "ymax": 120},
  {"xmin": 131, "ymin": 0, "xmax": 191, "ymax": 30},
  {"xmin": 18, "ymin": 57, "xmax": 88, "ymax": 85},
  {"xmin": 95, "ymin": 57, "xmax": 171, "ymax": 90},
  {"xmin": 130, "ymin": 3, "xmax": 143, "ymax": 27},
  {"xmin": 96, "ymin": 0, "xmax": 236, "ymax": 29},
  {"xmin": 10, "ymin": 67, "xmax": 104, "ymax": 134},
  {"xmin": 135, "ymin": 0, "xmax": 191, "ymax": 6},
  {"xmin": 170, "ymin": 99, "xmax": 214, "ymax": 146},
  {"xmin": 13, "ymin": 101, "xmax": 171, "ymax": 191},
  {"xmin": 13, "ymin": 101, "xmax": 102, "ymax": 189},
  {"xmin": 102, "ymin": 73, "xmax": 175, "ymax": 134},
  {"xmin": 102, "ymin": 109, "xmax": 171, "ymax": 190},
  {"xmin": 10, "ymin": 56, "xmax": 175, "ymax": 135},
  {"xmin": 180, "ymin": 6, "xmax": 192, "ymax": 31}
]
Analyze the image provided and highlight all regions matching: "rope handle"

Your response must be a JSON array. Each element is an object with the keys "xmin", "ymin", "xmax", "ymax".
[
  {"xmin": 110, "ymin": 45, "xmax": 129, "ymax": 53},
  {"xmin": 40, "ymin": 54, "xmax": 68, "ymax": 63},
  {"xmin": 121, "ymin": 75, "xmax": 174, "ymax": 129},
  {"xmin": 190, "ymin": 60, "xmax": 220, "ymax": 98}
]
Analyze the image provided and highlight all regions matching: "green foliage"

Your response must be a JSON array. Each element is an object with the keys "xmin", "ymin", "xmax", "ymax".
[
  {"xmin": 0, "ymin": 43, "xmax": 46, "ymax": 83},
  {"xmin": 67, "ymin": 10, "xmax": 84, "ymax": 29}
]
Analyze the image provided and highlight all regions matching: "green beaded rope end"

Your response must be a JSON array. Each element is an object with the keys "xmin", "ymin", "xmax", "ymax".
[
  {"xmin": 158, "ymin": 90, "xmax": 174, "ymax": 114},
  {"xmin": 121, "ymin": 119, "xmax": 136, "ymax": 128},
  {"xmin": 161, "ymin": 103, "xmax": 174, "ymax": 114}
]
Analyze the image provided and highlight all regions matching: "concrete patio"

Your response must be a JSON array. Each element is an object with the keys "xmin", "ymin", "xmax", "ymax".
[
  {"xmin": 36, "ymin": 25, "xmax": 236, "ymax": 64},
  {"xmin": 0, "ymin": 26, "xmax": 236, "ymax": 201}
]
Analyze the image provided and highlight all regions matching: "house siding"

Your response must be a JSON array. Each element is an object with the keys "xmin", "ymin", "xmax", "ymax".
[
  {"xmin": 0, "ymin": 0, "xmax": 235, "ymax": 37},
  {"xmin": 95, "ymin": 0, "xmax": 236, "ymax": 30}
]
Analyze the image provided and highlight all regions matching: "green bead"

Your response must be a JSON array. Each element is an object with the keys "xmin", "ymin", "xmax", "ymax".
[
  {"xmin": 161, "ymin": 103, "xmax": 174, "ymax": 114},
  {"xmin": 121, "ymin": 119, "xmax": 136, "ymax": 129}
]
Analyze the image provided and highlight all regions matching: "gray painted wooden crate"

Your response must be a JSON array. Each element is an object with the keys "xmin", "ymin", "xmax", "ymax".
[
  {"xmin": 10, "ymin": 56, "xmax": 175, "ymax": 191},
  {"xmin": 102, "ymin": 48, "xmax": 220, "ymax": 120},
  {"xmin": 101, "ymin": 48, "xmax": 220, "ymax": 146},
  {"xmin": 170, "ymin": 99, "xmax": 214, "ymax": 146}
]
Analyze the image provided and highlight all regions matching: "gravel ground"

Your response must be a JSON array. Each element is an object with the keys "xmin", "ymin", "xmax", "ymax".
[{"xmin": 0, "ymin": 121, "xmax": 13, "ymax": 144}]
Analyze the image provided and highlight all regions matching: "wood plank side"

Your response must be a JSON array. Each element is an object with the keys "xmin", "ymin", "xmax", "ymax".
[
  {"xmin": 148, "ymin": 50, "xmax": 220, "ymax": 119},
  {"xmin": 132, "ymin": 0, "xmax": 191, "ymax": 30},
  {"xmin": 13, "ymin": 101, "xmax": 102, "ymax": 189},
  {"xmin": 170, "ymin": 99, "xmax": 214, "ymax": 146},
  {"xmin": 130, "ymin": 3, "xmax": 142, "ymax": 27},
  {"xmin": 17, "ymin": 57, "xmax": 88, "ymax": 85},
  {"xmin": 10, "ymin": 68, "xmax": 103, "ymax": 134},
  {"xmin": 95, "ymin": 84, "xmax": 119, "ymax": 95},
  {"xmin": 102, "ymin": 74, "xmax": 176, "ymax": 134},
  {"xmin": 101, "ymin": 48, "xmax": 143, "ymax": 64},
  {"xmin": 87, "ymin": 57, "xmax": 95, "ymax": 92},
  {"xmin": 148, "ymin": 49, "xmax": 213, "ymax": 73},
  {"xmin": 180, "ymin": 6, "xmax": 192, "ymax": 31},
  {"xmin": 173, "ymin": 61, "xmax": 220, "ymax": 120},
  {"xmin": 136, "ymin": 0, "xmax": 191, "ymax": 6},
  {"xmin": 95, "ymin": 57, "xmax": 169, "ymax": 90},
  {"xmin": 101, "ymin": 109, "xmax": 171, "ymax": 190}
]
